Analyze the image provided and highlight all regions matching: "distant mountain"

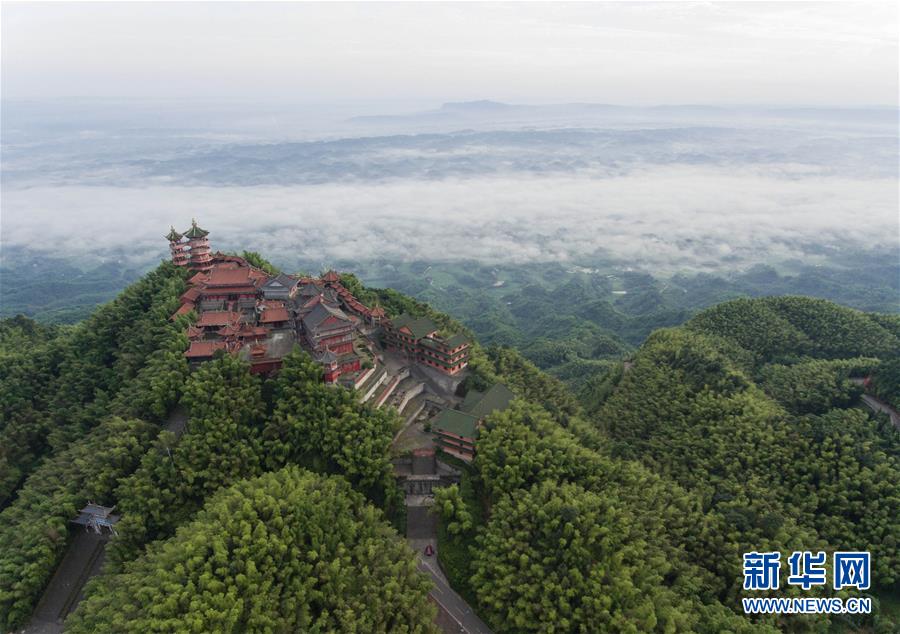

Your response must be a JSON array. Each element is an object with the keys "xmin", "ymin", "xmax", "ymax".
[
  {"xmin": 439, "ymin": 100, "xmax": 518, "ymax": 112},
  {"xmin": 348, "ymin": 100, "xmax": 899, "ymax": 133}
]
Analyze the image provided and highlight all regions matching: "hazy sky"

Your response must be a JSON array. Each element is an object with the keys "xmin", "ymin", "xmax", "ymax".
[{"xmin": 2, "ymin": 1, "xmax": 897, "ymax": 106}]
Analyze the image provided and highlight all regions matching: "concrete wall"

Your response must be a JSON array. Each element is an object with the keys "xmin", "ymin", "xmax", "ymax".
[
  {"xmin": 396, "ymin": 381, "xmax": 425, "ymax": 413},
  {"xmin": 353, "ymin": 364, "xmax": 376, "ymax": 389}
]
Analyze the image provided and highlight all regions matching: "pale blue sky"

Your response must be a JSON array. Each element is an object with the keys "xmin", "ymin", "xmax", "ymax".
[{"xmin": 2, "ymin": 1, "xmax": 897, "ymax": 106}]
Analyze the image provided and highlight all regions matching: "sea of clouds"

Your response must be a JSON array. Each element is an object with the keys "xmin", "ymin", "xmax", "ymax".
[{"xmin": 2, "ymin": 164, "xmax": 896, "ymax": 273}]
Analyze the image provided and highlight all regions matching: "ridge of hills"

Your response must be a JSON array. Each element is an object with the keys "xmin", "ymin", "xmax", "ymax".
[{"xmin": 0, "ymin": 257, "xmax": 898, "ymax": 633}]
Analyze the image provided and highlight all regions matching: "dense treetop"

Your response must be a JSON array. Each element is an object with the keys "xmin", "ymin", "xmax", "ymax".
[
  {"xmin": 69, "ymin": 467, "xmax": 436, "ymax": 634},
  {"xmin": 439, "ymin": 296, "xmax": 899, "ymax": 633},
  {"xmin": 0, "ymin": 264, "xmax": 191, "ymax": 631},
  {"xmin": 870, "ymin": 358, "xmax": 900, "ymax": 410},
  {"xmin": 0, "ymin": 262, "xmax": 189, "ymax": 509},
  {"xmin": 108, "ymin": 347, "xmax": 403, "ymax": 569},
  {"xmin": 686, "ymin": 296, "xmax": 900, "ymax": 363},
  {"xmin": 0, "ymin": 417, "xmax": 158, "ymax": 630}
]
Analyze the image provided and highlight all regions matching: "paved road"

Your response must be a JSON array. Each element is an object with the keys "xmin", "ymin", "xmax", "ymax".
[
  {"xmin": 861, "ymin": 394, "xmax": 900, "ymax": 429},
  {"xmin": 22, "ymin": 531, "xmax": 108, "ymax": 634},
  {"xmin": 849, "ymin": 379, "xmax": 900, "ymax": 429},
  {"xmin": 409, "ymin": 537, "xmax": 493, "ymax": 634}
]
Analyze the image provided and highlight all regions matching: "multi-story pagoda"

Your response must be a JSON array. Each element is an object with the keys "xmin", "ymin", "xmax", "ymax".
[
  {"xmin": 184, "ymin": 219, "xmax": 213, "ymax": 271},
  {"xmin": 166, "ymin": 226, "xmax": 190, "ymax": 267}
]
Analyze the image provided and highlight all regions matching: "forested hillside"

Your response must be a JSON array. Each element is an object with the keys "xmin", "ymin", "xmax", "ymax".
[
  {"xmin": 7, "ymin": 249, "xmax": 898, "ymax": 394},
  {"xmin": 0, "ymin": 264, "xmax": 192, "ymax": 628},
  {"xmin": 0, "ymin": 262, "xmax": 434, "ymax": 632},
  {"xmin": 352, "ymin": 256, "xmax": 899, "ymax": 390},
  {"xmin": 1, "ymin": 262, "xmax": 897, "ymax": 633},
  {"xmin": 68, "ymin": 467, "xmax": 435, "ymax": 633},
  {"xmin": 436, "ymin": 297, "xmax": 899, "ymax": 633}
]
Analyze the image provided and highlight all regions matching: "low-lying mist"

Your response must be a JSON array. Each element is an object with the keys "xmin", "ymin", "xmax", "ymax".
[{"xmin": 2, "ymin": 165, "xmax": 896, "ymax": 273}]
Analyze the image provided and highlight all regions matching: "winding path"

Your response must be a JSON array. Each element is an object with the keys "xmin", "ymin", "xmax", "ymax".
[
  {"xmin": 408, "ymin": 537, "xmax": 492, "ymax": 634},
  {"xmin": 860, "ymin": 394, "xmax": 900, "ymax": 429},
  {"xmin": 850, "ymin": 379, "xmax": 900, "ymax": 429}
]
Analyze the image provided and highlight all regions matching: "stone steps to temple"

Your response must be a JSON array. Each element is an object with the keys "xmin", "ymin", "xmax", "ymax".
[
  {"xmin": 358, "ymin": 366, "xmax": 388, "ymax": 403},
  {"xmin": 373, "ymin": 374, "xmax": 402, "ymax": 408}
]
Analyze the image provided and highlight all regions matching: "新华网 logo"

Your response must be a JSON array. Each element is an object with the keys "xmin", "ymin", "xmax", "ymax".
[{"xmin": 741, "ymin": 551, "xmax": 872, "ymax": 615}]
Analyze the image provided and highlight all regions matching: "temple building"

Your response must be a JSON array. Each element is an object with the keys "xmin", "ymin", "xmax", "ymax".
[
  {"xmin": 302, "ymin": 302, "xmax": 355, "ymax": 355},
  {"xmin": 257, "ymin": 300, "xmax": 292, "ymax": 329},
  {"xmin": 184, "ymin": 340, "xmax": 233, "ymax": 363},
  {"xmin": 431, "ymin": 383, "xmax": 515, "ymax": 461},
  {"xmin": 260, "ymin": 274, "xmax": 299, "ymax": 300},
  {"xmin": 72, "ymin": 503, "xmax": 121, "ymax": 535},
  {"xmin": 166, "ymin": 227, "xmax": 190, "ymax": 267},
  {"xmin": 184, "ymin": 219, "xmax": 213, "ymax": 271},
  {"xmin": 198, "ymin": 264, "xmax": 268, "ymax": 305},
  {"xmin": 165, "ymin": 224, "xmax": 467, "ymax": 390},
  {"xmin": 383, "ymin": 314, "xmax": 471, "ymax": 375}
]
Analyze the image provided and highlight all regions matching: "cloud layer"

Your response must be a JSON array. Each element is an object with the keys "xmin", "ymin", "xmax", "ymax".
[{"xmin": 2, "ymin": 165, "xmax": 896, "ymax": 273}]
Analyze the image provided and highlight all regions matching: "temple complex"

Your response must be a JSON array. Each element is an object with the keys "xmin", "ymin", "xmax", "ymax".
[
  {"xmin": 168, "ymin": 221, "xmax": 384, "ymax": 382},
  {"xmin": 165, "ymin": 220, "xmax": 485, "ymax": 465}
]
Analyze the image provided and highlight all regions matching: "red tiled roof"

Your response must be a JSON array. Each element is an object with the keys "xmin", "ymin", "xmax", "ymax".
[
  {"xmin": 259, "ymin": 307, "xmax": 291, "ymax": 323},
  {"xmin": 186, "ymin": 325, "xmax": 204, "ymax": 339},
  {"xmin": 196, "ymin": 311, "xmax": 240, "ymax": 327},
  {"xmin": 180, "ymin": 287, "xmax": 202, "ymax": 303},
  {"xmin": 199, "ymin": 286, "xmax": 259, "ymax": 295},
  {"xmin": 324, "ymin": 281, "xmax": 374, "ymax": 316},
  {"xmin": 184, "ymin": 341, "xmax": 228, "ymax": 358},
  {"xmin": 217, "ymin": 324, "xmax": 241, "ymax": 337},
  {"xmin": 239, "ymin": 325, "xmax": 269, "ymax": 338},
  {"xmin": 211, "ymin": 253, "xmax": 249, "ymax": 266},
  {"xmin": 248, "ymin": 269, "xmax": 268, "ymax": 283},
  {"xmin": 206, "ymin": 267, "xmax": 255, "ymax": 286},
  {"xmin": 188, "ymin": 272, "xmax": 208, "ymax": 285},
  {"xmin": 171, "ymin": 302, "xmax": 195, "ymax": 319}
]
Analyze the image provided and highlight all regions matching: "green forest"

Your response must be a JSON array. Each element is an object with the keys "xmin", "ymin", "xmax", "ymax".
[
  {"xmin": 1, "ymin": 257, "xmax": 898, "ymax": 633},
  {"xmin": 4, "ymin": 247, "xmax": 898, "ymax": 394},
  {"xmin": 349, "ymin": 254, "xmax": 899, "ymax": 391}
]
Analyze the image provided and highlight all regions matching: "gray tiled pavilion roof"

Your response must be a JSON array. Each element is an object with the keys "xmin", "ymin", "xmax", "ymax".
[
  {"xmin": 302, "ymin": 302, "xmax": 351, "ymax": 333},
  {"xmin": 262, "ymin": 273, "xmax": 298, "ymax": 289}
]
